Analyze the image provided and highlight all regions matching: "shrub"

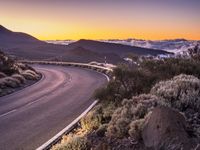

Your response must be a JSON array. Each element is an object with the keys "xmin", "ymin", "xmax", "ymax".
[
  {"xmin": 52, "ymin": 134, "xmax": 88, "ymax": 150},
  {"xmin": 24, "ymin": 70, "xmax": 39, "ymax": 77},
  {"xmin": 0, "ymin": 72, "xmax": 7, "ymax": 78},
  {"xmin": 128, "ymin": 119, "xmax": 145, "ymax": 141},
  {"xmin": 80, "ymin": 102, "xmax": 116, "ymax": 135},
  {"xmin": 188, "ymin": 44, "xmax": 200, "ymax": 61},
  {"xmin": 150, "ymin": 74, "xmax": 200, "ymax": 138},
  {"xmin": 0, "ymin": 77, "xmax": 21, "ymax": 88},
  {"xmin": 94, "ymin": 80, "xmax": 122, "ymax": 104},
  {"xmin": 95, "ymin": 124, "xmax": 108, "ymax": 137},
  {"xmin": 151, "ymin": 74, "xmax": 200, "ymax": 112},
  {"xmin": 21, "ymin": 72, "xmax": 35, "ymax": 80},
  {"xmin": 95, "ymin": 63, "xmax": 158, "ymax": 106},
  {"xmin": 81, "ymin": 105, "xmax": 103, "ymax": 132},
  {"xmin": 102, "ymin": 102, "xmax": 116, "ymax": 121},
  {"xmin": 12, "ymin": 74, "xmax": 26, "ymax": 84},
  {"xmin": 107, "ymin": 94, "xmax": 159, "ymax": 138},
  {"xmin": 141, "ymin": 58, "xmax": 200, "ymax": 79},
  {"xmin": 21, "ymin": 70, "xmax": 40, "ymax": 80},
  {"xmin": 96, "ymin": 58, "xmax": 200, "ymax": 106},
  {"xmin": 113, "ymin": 65, "xmax": 157, "ymax": 97},
  {"xmin": 0, "ymin": 78, "xmax": 6, "ymax": 88}
]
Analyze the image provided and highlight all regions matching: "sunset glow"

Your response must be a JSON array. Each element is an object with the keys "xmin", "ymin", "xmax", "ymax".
[{"xmin": 0, "ymin": 0, "xmax": 200, "ymax": 40}]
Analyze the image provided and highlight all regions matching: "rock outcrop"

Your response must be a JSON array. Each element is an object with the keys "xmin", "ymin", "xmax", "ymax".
[{"xmin": 142, "ymin": 106, "xmax": 198, "ymax": 150}]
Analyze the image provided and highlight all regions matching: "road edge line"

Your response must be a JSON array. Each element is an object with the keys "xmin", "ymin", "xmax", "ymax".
[
  {"xmin": 36, "ymin": 100, "xmax": 98, "ymax": 150},
  {"xmin": 36, "ymin": 73, "xmax": 110, "ymax": 150}
]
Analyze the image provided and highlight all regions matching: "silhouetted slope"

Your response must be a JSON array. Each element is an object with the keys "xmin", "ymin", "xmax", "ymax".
[
  {"xmin": 0, "ymin": 25, "xmax": 43, "ymax": 47},
  {"xmin": 68, "ymin": 39, "xmax": 171, "ymax": 57},
  {"xmin": 0, "ymin": 25, "xmax": 69, "ymax": 59},
  {"xmin": 0, "ymin": 25, "xmax": 171, "ymax": 64},
  {"xmin": 61, "ymin": 46, "xmax": 122, "ymax": 63}
]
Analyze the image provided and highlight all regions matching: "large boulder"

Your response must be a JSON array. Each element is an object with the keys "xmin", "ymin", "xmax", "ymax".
[{"xmin": 142, "ymin": 106, "xmax": 198, "ymax": 150}]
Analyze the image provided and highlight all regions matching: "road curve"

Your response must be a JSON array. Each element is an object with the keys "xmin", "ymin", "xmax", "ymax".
[{"xmin": 0, "ymin": 65, "xmax": 107, "ymax": 150}]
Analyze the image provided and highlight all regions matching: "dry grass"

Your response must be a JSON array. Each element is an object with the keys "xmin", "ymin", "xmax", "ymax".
[
  {"xmin": 107, "ymin": 94, "xmax": 159, "ymax": 138},
  {"xmin": 52, "ymin": 134, "xmax": 88, "ymax": 150}
]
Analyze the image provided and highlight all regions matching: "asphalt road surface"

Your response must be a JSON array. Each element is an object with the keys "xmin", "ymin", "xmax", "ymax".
[{"xmin": 0, "ymin": 65, "xmax": 107, "ymax": 150}]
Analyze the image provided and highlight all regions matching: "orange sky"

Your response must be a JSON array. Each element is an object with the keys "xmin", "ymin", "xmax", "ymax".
[{"xmin": 0, "ymin": 0, "xmax": 200, "ymax": 40}]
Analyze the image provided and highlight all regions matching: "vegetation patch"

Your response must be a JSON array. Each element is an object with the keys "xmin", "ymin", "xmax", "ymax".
[
  {"xmin": 52, "ymin": 45, "xmax": 200, "ymax": 149},
  {"xmin": 0, "ymin": 50, "xmax": 41, "ymax": 96}
]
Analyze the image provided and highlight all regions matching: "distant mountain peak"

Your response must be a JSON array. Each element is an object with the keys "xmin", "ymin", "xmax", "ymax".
[
  {"xmin": 77, "ymin": 39, "xmax": 91, "ymax": 42},
  {"xmin": 0, "ymin": 25, "xmax": 12, "ymax": 33}
]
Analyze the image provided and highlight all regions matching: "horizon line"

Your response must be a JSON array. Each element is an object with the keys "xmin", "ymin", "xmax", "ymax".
[{"xmin": 1, "ymin": 24, "xmax": 199, "ymax": 41}]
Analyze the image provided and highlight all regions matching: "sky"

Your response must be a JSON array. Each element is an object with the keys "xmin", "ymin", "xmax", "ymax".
[{"xmin": 0, "ymin": 0, "xmax": 200, "ymax": 40}]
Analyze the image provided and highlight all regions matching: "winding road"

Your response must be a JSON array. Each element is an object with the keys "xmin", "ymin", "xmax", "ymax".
[{"xmin": 0, "ymin": 65, "xmax": 107, "ymax": 150}]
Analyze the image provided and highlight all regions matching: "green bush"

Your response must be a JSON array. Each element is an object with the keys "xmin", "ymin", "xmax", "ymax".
[
  {"xmin": 21, "ymin": 70, "xmax": 40, "ymax": 80},
  {"xmin": 52, "ymin": 135, "xmax": 88, "ymax": 150},
  {"xmin": 96, "ymin": 58, "xmax": 200, "ymax": 106},
  {"xmin": 0, "ymin": 72, "xmax": 7, "ymax": 78},
  {"xmin": 102, "ymin": 102, "xmax": 116, "ymax": 121},
  {"xmin": 94, "ymin": 80, "xmax": 122, "ymax": 104},
  {"xmin": 141, "ymin": 58, "xmax": 200, "ymax": 80},
  {"xmin": 81, "ymin": 105, "xmax": 103, "ymax": 132},
  {"xmin": 12, "ymin": 74, "xmax": 26, "ymax": 84},
  {"xmin": 95, "ymin": 124, "xmax": 108, "ymax": 137},
  {"xmin": 95, "ymin": 65, "xmax": 157, "ymax": 105},
  {"xmin": 151, "ymin": 74, "xmax": 200, "ymax": 137},
  {"xmin": 151, "ymin": 74, "xmax": 200, "ymax": 112},
  {"xmin": 107, "ymin": 94, "xmax": 159, "ymax": 138},
  {"xmin": 128, "ymin": 119, "xmax": 145, "ymax": 141},
  {"xmin": 113, "ymin": 64, "xmax": 157, "ymax": 97},
  {"xmin": 3, "ymin": 77, "xmax": 21, "ymax": 88}
]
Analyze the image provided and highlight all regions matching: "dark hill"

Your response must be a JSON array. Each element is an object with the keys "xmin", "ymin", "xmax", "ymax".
[
  {"xmin": 67, "ymin": 39, "xmax": 171, "ymax": 57},
  {"xmin": 0, "ymin": 25, "xmax": 69, "ymax": 59},
  {"xmin": 61, "ymin": 46, "xmax": 122, "ymax": 63},
  {"xmin": 0, "ymin": 25, "xmax": 43, "ymax": 47},
  {"xmin": 0, "ymin": 25, "xmax": 171, "ymax": 64}
]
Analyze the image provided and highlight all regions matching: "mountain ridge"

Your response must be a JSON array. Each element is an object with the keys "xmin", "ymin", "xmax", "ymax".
[{"xmin": 0, "ymin": 25, "xmax": 170, "ymax": 64}]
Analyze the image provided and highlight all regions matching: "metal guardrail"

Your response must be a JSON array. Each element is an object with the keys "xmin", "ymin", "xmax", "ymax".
[{"xmin": 19, "ymin": 60, "xmax": 113, "ymax": 72}]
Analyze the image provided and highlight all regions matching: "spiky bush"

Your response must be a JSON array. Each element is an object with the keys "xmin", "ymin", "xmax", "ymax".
[
  {"xmin": 128, "ymin": 119, "xmax": 145, "ymax": 141},
  {"xmin": 102, "ymin": 102, "xmax": 116, "ymax": 121},
  {"xmin": 0, "ymin": 77, "xmax": 21, "ymax": 88},
  {"xmin": 151, "ymin": 74, "xmax": 200, "ymax": 112},
  {"xmin": 95, "ymin": 124, "xmax": 108, "ymax": 137},
  {"xmin": 21, "ymin": 70, "xmax": 40, "ymax": 80},
  {"xmin": 107, "ymin": 94, "xmax": 159, "ymax": 138},
  {"xmin": 141, "ymin": 58, "xmax": 200, "ymax": 79},
  {"xmin": 81, "ymin": 105, "xmax": 103, "ymax": 132},
  {"xmin": 12, "ymin": 74, "xmax": 26, "ymax": 84},
  {"xmin": 25, "ymin": 70, "xmax": 39, "ymax": 77},
  {"xmin": 0, "ymin": 72, "xmax": 7, "ymax": 78},
  {"xmin": 94, "ymin": 80, "xmax": 122, "ymax": 104},
  {"xmin": 0, "ymin": 78, "xmax": 6, "ymax": 88},
  {"xmin": 52, "ymin": 134, "xmax": 88, "ymax": 150}
]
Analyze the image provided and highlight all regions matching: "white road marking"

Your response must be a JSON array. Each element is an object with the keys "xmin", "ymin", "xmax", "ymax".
[
  {"xmin": 25, "ymin": 100, "xmax": 40, "ymax": 107},
  {"xmin": 36, "ymin": 100, "xmax": 98, "ymax": 150},
  {"xmin": 0, "ymin": 109, "xmax": 17, "ymax": 118},
  {"xmin": 36, "ymin": 72, "xmax": 111, "ymax": 150}
]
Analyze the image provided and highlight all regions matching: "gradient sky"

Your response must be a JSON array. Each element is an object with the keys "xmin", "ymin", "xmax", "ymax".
[{"xmin": 0, "ymin": 0, "xmax": 200, "ymax": 40}]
